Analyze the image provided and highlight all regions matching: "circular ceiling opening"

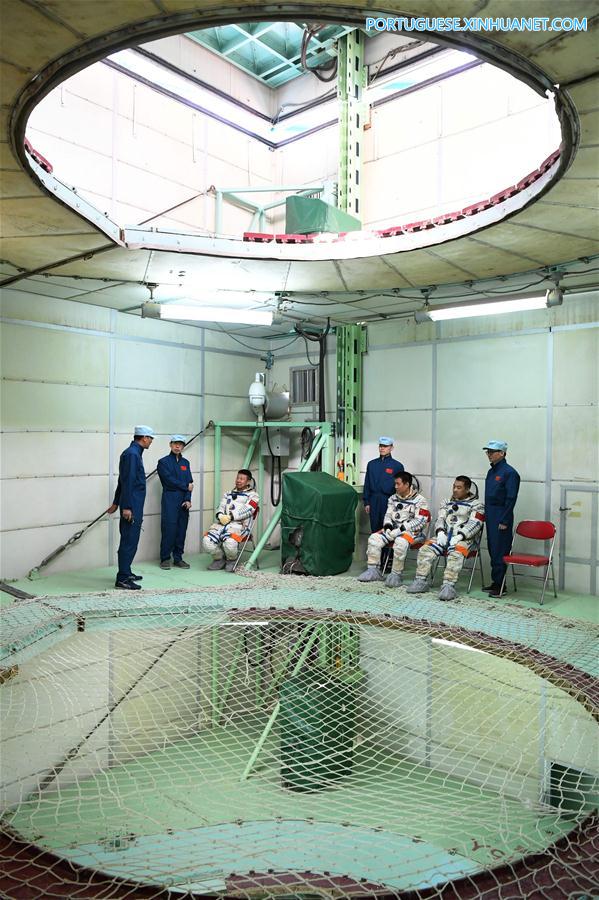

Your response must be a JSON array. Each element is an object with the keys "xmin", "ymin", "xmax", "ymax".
[{"xmin": 22, "ymin": 16, "xmax": 565, "ymax": 263}]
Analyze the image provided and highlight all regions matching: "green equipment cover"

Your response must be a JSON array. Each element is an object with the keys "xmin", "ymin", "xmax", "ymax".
[
  {"xmin": 285, "ymin": 195, "xmax": 361, "ymax": 235},
  {"xmin": 281, "ymin": 471, "xmax": 358, "ymax": 576},
  {"xmin": 280, "ymin": 664, "xmax": 365, "ymax": 792}
]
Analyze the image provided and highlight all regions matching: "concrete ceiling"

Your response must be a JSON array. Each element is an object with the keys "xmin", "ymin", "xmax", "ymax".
[{"xmin": 1, "ymin": 0, "xmax": 598, "ymax": 331}]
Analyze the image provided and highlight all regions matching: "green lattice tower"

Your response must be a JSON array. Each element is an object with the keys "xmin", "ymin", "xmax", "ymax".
[
  {"xmin": 336, "ymin": 324, "xmax": 367, "ymax": 485},
  {"xmin": 337, "ymin": 31, "xmax": 366, "ymax": 220}
]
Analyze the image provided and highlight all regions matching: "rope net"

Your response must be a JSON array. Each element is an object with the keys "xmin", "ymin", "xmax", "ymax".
[{"xmin": 1, "ymin": 578, "xmax": 597, "ymax": 898}]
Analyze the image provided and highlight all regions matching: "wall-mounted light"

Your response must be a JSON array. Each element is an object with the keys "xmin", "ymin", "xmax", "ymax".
[
  {"xmin": 142, "ymin": 301, "xmax": 273, "ymax": 326},
  {"xmin": 414, "ymin": 289, "xmax": 563, "ymax": 323}
]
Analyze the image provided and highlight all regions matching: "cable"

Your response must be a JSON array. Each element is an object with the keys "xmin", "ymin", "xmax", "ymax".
[
  {"xmin": 300, "ymin": 427, "xmax": 315, "ymax": 461},
  {"xmin": 301, "ymin": 25, "xmax": 338, "ymax": 82},
  {"xmin": 264, "ymin": 412, "xmax": 282, "ymax": 507}
]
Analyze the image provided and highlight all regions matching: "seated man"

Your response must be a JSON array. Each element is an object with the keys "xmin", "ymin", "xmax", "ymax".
[
  {"xmin": 407, "ymin": 475, "xmax": 485, "ymax": 601},
  {"xmin": 202, "ymin": 469, "xmax": 259, "ymax": 571},
  {"xmin": 358, "ymin": 472, "xmax": 430, "ymax": 588}
]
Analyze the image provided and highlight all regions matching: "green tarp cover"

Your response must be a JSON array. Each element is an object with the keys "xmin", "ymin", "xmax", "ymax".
[
  {"xmin": 285, "ymin": 195, "xmax": 362, "ymax": 235},
  {"xmin": 281, "ymin": 471, "xmax": 358, "ymax": 576}
]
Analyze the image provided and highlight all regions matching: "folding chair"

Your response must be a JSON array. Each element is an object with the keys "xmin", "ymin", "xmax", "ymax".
[
  {"xmin": 232, "ymin": 506, "xmax": 260, "ymax": 571},
  {"xmin": 381, "ymin": 536, "xmax": 426, "ymax": 575},
  {"xmin": 501, "ymin": 520, "xmax": 557, "ymax": 605},
  {"xmin": 431, "ymin": 534, "xmax": 485, "ymax": 593}
]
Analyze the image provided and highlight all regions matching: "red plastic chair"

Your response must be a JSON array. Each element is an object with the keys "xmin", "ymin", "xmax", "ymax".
[{"xmin": 501, "ymin": 520, "xmax": 557, "ymax": 605}]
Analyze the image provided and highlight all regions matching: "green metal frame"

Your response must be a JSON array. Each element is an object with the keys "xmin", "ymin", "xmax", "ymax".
[
  {"xmin": 214, "ymin": 185, "xmax": 324, "ymax": 236},
  {"xmin": 335, "ymin": 324, "xmax": 367, "ymax": 487},
  {"xmin": 337, "ymin": 31, "xmax": 366, "ymax": 221},
  {"xmin": 186, "ymin": 23, "xmax": 355, "ymax": 88},
  {"xmin": 213, "ymin": 421, "xmax": 334, "ymax": 568}
]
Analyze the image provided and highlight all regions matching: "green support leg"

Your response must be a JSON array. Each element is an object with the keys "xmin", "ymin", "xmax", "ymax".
[{"xmin": 240, "ymin": 624, "xmax": 322, "ymax": 781}]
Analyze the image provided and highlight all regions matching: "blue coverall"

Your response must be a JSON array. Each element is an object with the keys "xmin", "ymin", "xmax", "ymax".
[
  {"xmin": 363, "ymin": 455, "xmax": 404, "ymax": 532},
  {"xmin": 484, "ymin": 457, "xmax": 520, "ymax": 586},
  {"xmin": 114, "ymin": 441, "xmax": 148, "ymax": 582},
  {"xmin": 157, "ymin": 452, "xmax": 193, "ymax": 563}
]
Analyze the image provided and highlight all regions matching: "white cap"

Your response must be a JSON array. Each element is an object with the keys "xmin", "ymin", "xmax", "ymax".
[
  {"xmin": 170, "ymin": 434, "xmax": 187, "ymax": 444},
  {"xmin": 134, "ymin": 425, "xmax": 155, "ymax": 437}
]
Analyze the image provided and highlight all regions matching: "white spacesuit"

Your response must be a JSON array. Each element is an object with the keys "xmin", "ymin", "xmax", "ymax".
[
  {"xmin": 358, "ymin": 477, "xmax": 430, "ymax": 588},
  {"xmin": 203, "ymin": 471, "xmax": 259, "ymax": 571},
  {"xmin": 407, "ymin": 479, "xmax": 485, "ymax": 600}
]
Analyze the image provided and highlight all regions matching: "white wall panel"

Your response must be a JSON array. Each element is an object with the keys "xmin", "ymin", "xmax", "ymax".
[
  {"xmin": 1, "ymin": 322, "xmax": 108, "ymax": 383},
  {"xmin": 1, "ymin": 475, "xmax": 107, "ymax": 531},
  {"xmin": 435, "ymin": 407, "xmax": 546, "ymax": 482},
  {"xmin": 361, "ymin": 409, "xmax": 432, "ymax": 477},
  {"xmin": 437, "ymin": 334, "xmax": 547, "ymax": 409},
  {"xmin": 363, "ymin": 344, "xmax": 432, "ymax": 410},
  {"xmin": 552, "ymin": 407, "xmax": 599, "ymax": 482},
  {"xmin": 115, "ymin": 341, "xmax": 202, "ymax": 394},
  {"xmin": 0, "ymin": 433, "xmax": 108, "ymax": 477},
  {"xmin": 553, "ymin": 328, "xmax": 598, "ymax": 406},
  {"xmin": 2, "ymin": 381, "xmax": 108, "ymax": 430},
  {"xmin": 0, "ymin": 521, "xmax": 111, "ymax": 580}
]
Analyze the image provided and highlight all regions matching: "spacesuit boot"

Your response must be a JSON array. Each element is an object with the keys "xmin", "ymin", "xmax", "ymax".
[
  {"xmin": 406, "ymin": 576, "xmax": 431, "ymax": 593},
  {"xmin": 207, "ymin": 558, "xmax": 226, "ymax": 570},
  {"xmin": 438, "ymin": 582, "xmax": 457, "ymax": 602},
  {"xmin": 357, "ymin": 565, "xmax": 383, "ymax": 582},
  {"xmin": 385, "ymin": 571, "xmax": 403, "ymax": 588}
]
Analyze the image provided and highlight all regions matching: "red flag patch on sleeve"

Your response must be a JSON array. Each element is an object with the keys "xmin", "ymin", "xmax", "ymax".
[
  {"xmin": 419, "ymin": 509, "xmax": 431, "ymax": 518},
  {"xmin": 475, "ymin": 511, "xmax": 485, "ymax": 521},
  {"xmin": 249, "ymin": 499, "xmax": 258, "ymax": 510}
]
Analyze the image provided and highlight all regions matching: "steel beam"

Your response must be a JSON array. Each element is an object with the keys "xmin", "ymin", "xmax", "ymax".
[
  {"xmin": 337, "ymin": 31, "xmax": 365, "ymax": 221},
  {"xmin": 335, "ymin": 324, "xmax": 367, "ymax": 486}
]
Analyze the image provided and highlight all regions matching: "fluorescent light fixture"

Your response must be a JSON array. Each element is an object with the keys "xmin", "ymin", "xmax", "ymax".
[
  {"xmin": 142, "ymin": 302, "xmax": 273, "ymax": 326},
  {"xmin": 415, "ymin": 291, "xmax": 563, "ymax": 323},
  {"xmin": 432, "ymin": 638, "xmax": 487, "ymax": 654}
]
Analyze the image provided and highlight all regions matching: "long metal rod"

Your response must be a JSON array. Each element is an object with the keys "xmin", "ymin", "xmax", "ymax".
[
  {"xmin": 215, "ymin": 632, "xmax": 245, "ymax": 721},
  {"xmin": 214, "ymin": 424, "xmax": 222, "ymax": 520},
  {"xmin": 245, "ymin": 429, "xmax": 329, "ymax": 569},
  {"xmin": 261, "ymin": 620, "xmax": 317, "ymax": 705},
  {"xmin": 211, "ymin": 626, "xmax": 219, "ymax": 727},
  {"xmin": 240, "ymin": 624, "xmax": 322, "ymax": 781},
  {"xmin": 243, "ymin": 427, "xmax": 261, "ymax": 469}
]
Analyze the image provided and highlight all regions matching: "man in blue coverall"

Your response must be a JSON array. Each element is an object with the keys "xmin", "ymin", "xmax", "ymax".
[
  {"xmin": 157, "ymin": 435, "xmax": 193, "ymax": 569},
  {"xmin": 483, "ymin": 440, "xmax": 520, "ymax": 598},
  {"xmin": 109, "ymin": 425, "xmax": 155, "ymax": 590},
  {"xmin": 363, "ymin": 437, "xmax": 404, "ymax": 532}
]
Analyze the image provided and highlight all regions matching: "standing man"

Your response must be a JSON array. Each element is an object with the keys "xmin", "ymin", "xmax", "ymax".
[
  {"xmin": 483, "ymin": 440, "xmax": 520, "ymax": 598},
  {"xmin": 109, "ymin": 425, "xmax": 154, "ymax": 590},
  {"xmin": 363, "ymin": 437, "xmax": 404, "ymax": 532},
  {"xmin": 157, "ymin": 435, "xmax": 193, "ymax": 570}
]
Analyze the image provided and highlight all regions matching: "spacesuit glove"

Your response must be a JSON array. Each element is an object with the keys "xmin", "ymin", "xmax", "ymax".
[
  {"xmin": 435, "ymin": 530, "xmax": 448, "ymax": 549},
  {"xmin": 380, "ymin": 530, "xmax": 393, "ymax": 545},
  {"xmin": 383, "ymin": 522, "xmax": 394, "ymax": 531},
  {"xmin": 217, "ymin": 513, "xmax": 231, "ymax": 526},
  {"xmin": 429, "ymin": 542, "xmax": 445, "ymax": 557}
]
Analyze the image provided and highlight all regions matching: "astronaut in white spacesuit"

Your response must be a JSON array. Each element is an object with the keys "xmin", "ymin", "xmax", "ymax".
[
  {"xmin": 203, "ymin": 469, "xmax": 259, "ymax": 571},
  {"xmin": 407, "ymin": 475, "xmax": 485, "ymax": 601},
  {"xmin": 358, "ymin": 472, "xmax": 431, "ymax": 588}
]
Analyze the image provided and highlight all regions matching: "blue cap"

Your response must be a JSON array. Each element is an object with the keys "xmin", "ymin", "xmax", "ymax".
[
  {"xmin": 134, "ymin": 425, "xmax": 155, "ymax": 437},
  {"xmin": 170, "ymin": 434, "xmax": 187, "ymax": 444},
  {"xmin": 378, "ymin": 436, "xmax": 394, "ymax": 446},
  {"xmin": 483, "ymin": 440, "xmax": 508, "ymax": 451}
]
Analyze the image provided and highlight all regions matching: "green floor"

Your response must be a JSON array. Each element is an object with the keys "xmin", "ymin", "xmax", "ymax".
[
  {"xmin": 6, "ymin": 718, "xmax": 574, "ymax": 891},
  {"xmin": 2, "ymin": 553, "xmax": 597, "ymax": 893},
  {"xmin": 4, "ymin": 550, "xmax": 597, "ymax": 624}
]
